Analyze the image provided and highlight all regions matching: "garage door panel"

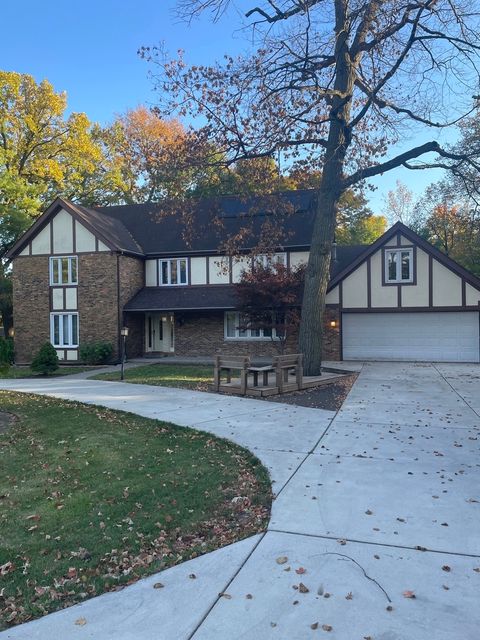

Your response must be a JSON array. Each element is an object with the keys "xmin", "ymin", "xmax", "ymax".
[{"xmin": 342, "ymin": 312, "xmax": 479, "ymax": 362}]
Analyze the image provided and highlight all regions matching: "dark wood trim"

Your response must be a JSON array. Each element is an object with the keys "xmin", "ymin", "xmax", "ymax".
[
  {"xmin": 396, "ymin": 233, "xmax": 401, "ymax": 247},
  {"xmin": 428, "ymin": 254, "xmax": 433, "ymax": 307},
  {"xmin": 381, "ymin": 246, "xmax": 416, "ymax": 287},
  {"xmin": 28, "ymin": 241, "xmax": 32, "ymax": 256},
  {"xmin": 95, "ymin": 237, "xmax": 99, "ymax": 252},
  {"xmin": 187, "ymin": 257, "xmax": 192, "ymax": 286},
  {"xmin": 342, "ymin": 306, "xmax": 480, "ymax": 313},
  {"xmin": 63, "ymin": 288, "xmax": 67, "ymax": 310},
  {"xmin": 72, "ymin": 219, "xmax": 77, "ymax": 254},
  {"xmin": 229, "ymin": 256, "xmax": 233, "ymax": 284},
  {"xmin": 49, "ymin": 222, "xmax": 54, "ymax": 255},
  {"xmin": 205, "ymin": 256, "xmax": 210, "ymax": 285},
  {"xmin": 462, "ymin": 279, "xmax": 467, "ymax": 307},
  {"xmin": 366, "ymin": 258, "xmax": 371, "ymax": 308},
  {"xmin": 286, "ymin": 250, "xmax": 291, "ymax": 272},
  {"xmin": 397, "ymin": 284, "xmax": 402, "ymax": 307}
]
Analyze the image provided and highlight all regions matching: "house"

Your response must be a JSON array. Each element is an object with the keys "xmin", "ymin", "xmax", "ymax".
[{"xmin": 6, "ymin": 190, "xmax": 480, "ymax": 364}]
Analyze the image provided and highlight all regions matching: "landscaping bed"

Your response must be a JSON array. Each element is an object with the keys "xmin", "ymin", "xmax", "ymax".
[{"xmin": 0, "ymin": 392, "xmax": 271, "ymax": 629}]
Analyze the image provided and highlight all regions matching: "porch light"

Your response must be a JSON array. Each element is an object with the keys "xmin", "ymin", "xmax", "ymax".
[
  {"xmin": 330, "ymin": 320, "xmax": 337, "ymax": 328},
  {"xmin": 120, "ymin": 327, "xmax": 129, "ymax": 337},
  {"xmin": 8, "ymin": 327, "xmax": 14, "ymax": 337}
]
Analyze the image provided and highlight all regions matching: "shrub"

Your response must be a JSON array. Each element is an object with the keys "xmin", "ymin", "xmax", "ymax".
[
  {"xmin": 31, "ymin": 342, "xmax": 59, "ymax": 375},
  {"xmin": 0, "ymin": 337, "xmax": 14, "ymax": 365},
  {"xmin": 79, "ymin": 342, "xmax": 114, "ymax": 365}
]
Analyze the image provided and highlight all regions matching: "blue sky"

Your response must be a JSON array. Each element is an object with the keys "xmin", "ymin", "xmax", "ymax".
[{"xmin": 1, "ymin": 0, "xmax": 450, "ymax": 212}]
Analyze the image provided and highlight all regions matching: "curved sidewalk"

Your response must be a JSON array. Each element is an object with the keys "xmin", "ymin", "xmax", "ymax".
[{"xmin": 1, "ymin": 362, "xmax": 479, "ymax": 639}]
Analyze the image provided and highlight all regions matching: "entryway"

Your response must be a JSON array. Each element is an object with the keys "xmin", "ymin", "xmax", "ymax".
[{"xmin": 145, "ymin": 313, "xmax": 175, "ymax": 353}]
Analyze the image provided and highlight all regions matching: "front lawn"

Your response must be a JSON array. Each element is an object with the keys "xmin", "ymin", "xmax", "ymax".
[
  {"xmin": 93, "ymin": 363, "xmax": 213, "ymax": 390},
  {"xmin": 0, "ymin": 392, "xmax": 271, "ymax": 629},
  {"xmin": 0, "ymin": 366, "xmax": 94, "ymax": 379}
]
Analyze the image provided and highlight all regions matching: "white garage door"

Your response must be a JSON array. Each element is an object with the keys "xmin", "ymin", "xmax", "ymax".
[{"xmin": 343, "ymin": 312, "xmax": 480, "ymax": 362}]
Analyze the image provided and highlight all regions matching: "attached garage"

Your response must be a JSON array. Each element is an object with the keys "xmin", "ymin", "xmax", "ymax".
[{"xmin": 342, "ymin": 312, "xmax": 480, "ymax": 362}]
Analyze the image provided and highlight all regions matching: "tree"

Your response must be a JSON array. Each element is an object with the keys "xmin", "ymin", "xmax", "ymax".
[
  {"xmin": 235, "ymin": 262, "xmax": 305, "ymax": 354},
  {"xmin": 145, "ymin": 0, "xmax": 480, "ymax": 374}
]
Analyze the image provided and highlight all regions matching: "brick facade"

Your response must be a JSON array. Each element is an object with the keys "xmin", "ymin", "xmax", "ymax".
[
  {"xmin": 12, "ymin": 257, "xmax": 51, "ymax": 364},
  {"xmin": 173, "ymin": 306, "xmax": 340, "ymax": 360},
  {"xmin": 78, "ymin": 253, "xmax": 120, "ymax": 358},
  {"xmin": 119, "ymin": 255, "xmax": 144, "ymax": 358}
]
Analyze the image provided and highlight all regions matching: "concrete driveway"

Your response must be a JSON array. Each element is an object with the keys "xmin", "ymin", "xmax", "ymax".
[{"xmin": 1, "ymin": 362, "xmax": 479, "ymax": 639}]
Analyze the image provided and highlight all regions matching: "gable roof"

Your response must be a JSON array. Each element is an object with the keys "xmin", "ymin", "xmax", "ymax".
[
  {"xmin": 5, "ymin": 197, "xmax": 143, "ymax": 260},
  {"xmin": 327, "ymin": 221, "xmax": 480, "ymax": 292}
]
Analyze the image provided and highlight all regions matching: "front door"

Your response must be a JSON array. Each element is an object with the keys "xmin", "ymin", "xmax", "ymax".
[{"xmin": 145, "ymin": 313, "xmax": 175, "ymax": 353}]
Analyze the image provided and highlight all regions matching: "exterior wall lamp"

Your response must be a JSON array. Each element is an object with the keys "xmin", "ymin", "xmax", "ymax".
[{"xmin": 330, "ymin": 320, "xmax": 338, "ymax": 328}]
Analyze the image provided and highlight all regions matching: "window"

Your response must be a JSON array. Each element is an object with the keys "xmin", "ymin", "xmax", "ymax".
[
  {"xmin": 225, "ymin": 311, "xmax": 282, "ymax": 340},
  {"xmin": 50, "ymin": 257, "xmax": 78, "ymax": 285},
  {"xmin": 255, "ymin": 253, "xmax": 287, "ymax": 269},
  {"xmin": 385, "ymin": 249, "xmax": 413, "ymax": 283},
  {"xmin": 50, "ymin": 313, "xmax": 79, "ymax": 347},
  {"xmin": 159, "ymin": 258, "xmax": 188, "ymax": 285}
]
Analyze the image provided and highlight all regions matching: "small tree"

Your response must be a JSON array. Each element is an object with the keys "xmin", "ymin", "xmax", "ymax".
[
  {"xmin": 235, "ymin": 262, "xmax": 305, "ymax": 354},
  {"xmin": 31, "ymin": 342, "xmax": 59, "ymax": 376}
]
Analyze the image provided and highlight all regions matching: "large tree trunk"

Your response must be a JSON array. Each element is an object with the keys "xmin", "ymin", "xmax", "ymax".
[{"xmin": 299, "ymin": 0, "xmax": 354, "ymax": 375}]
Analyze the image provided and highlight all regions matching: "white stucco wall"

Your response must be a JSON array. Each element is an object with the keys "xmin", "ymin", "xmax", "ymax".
[
  {"xmin": 342, "ymin": 262, "xmax": 368, "ymax": 308},
  {"xmin": 432, "ymin": 260, "xmax": 462, "ymax": 306},
  {"xmin": 65, "ymin": 288, "xmax": 77, "ymax": 309},
  {"xmin": 231, "ymin": 256, "xmax": 251, "ymax": 283},
  {"xmin": 52, "ymin": 209, "xmax": 73, "ymax": 254},
  {"xmin": 31, "ymin": 224, "xmax": 51, "ymax": 255},
  {"xmin": 326, "ymin": 286, "xmax": 339, "ymax": 304},
  {"xmin": 466, "ymin": 283, "xmax": 480, "ymax": 306},
  {"xmin": 190, "ymin": 257, "xmax": 207, "ymax": 285},
  {"xmin": 208, "ymin": 256, "xmax": 229, "ymax": 284},
  {"xmin": 289, "ymin": 251, "xmax": 309, "ymax": 268},
  {"xmin": 75, "ymin": 221, "xmax": 96, "ymax": 252},
  {"xmin": 145, "ymin": 260, "xmax": 157, "ymax": 286}
]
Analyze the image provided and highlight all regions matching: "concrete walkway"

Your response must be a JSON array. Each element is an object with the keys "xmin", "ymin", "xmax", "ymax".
[{"xmin": 1, "ymin": 362, "xmax": 479, "ymax": 639}]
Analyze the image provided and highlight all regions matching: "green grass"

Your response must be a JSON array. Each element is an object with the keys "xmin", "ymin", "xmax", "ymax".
[
  {"xmin": 93, "ymin": 364, "xmax": 214, "ymax": 390},
  {"xmin": 0, "ymin": 392, "xmax": 271, "ymax": 629},
  {"xmin": 0, "ymin": 366, "xmax": 94, "ymax": 379}
]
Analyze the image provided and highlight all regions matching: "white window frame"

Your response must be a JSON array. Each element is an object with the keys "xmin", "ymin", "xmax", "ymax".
[
  {"xmin": 50, "ymin": 256, "xmax": 78, "ymax": 286},
  {"xmin": 224, "ymin": 311, "xmax": 282, "ymax": 341},
  {"xmin": 255, "ymin": 253, "xmax": 287, "ymax": 269},
  {"xmin": 50, "ymin": 313, "xmax": 79, "ymax": 348},
  {"xmin": 158, "ymin": 258, "xmax": 188, "ymax": 286},
  {"xmin": 384, "ymin": 248, "xmax": 413, "ymax": 284}
]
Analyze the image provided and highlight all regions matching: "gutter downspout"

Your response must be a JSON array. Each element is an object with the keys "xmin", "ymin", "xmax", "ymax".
[{"xmin": 116, "ymin": 253, "xmax": 122, "ymax": 363}]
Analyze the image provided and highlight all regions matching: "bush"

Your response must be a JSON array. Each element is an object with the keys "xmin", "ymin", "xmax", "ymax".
[
  {"xmin": 0, "ymin": 337, "xmax": 14, "ymax": 365},
  {"xmin": 79, "ymin": 342, "xmax": 114, "ymax": 365},
  {"xmin": 31, "ymin": 342, "xmax": 59, "ymax": 375}
]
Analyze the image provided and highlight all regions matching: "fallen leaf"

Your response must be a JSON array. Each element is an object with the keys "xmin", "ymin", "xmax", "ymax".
[
  {"xmin": 403, "ymin": 590, "xmax": 416, "ymax": 599},
  {"xmin": 25, "ymin": 514, "xmax": 41, "ymax": 521},
  {"xmin": 442, "ymin": 565, "xmax": 451, "ymax": 572},
  {"xmin": 189, "ymin": 574, "xmax": 197, "ymax": 579},
  {"xmin": 153, "ymin": 582, "xmax": 164, "ymax": 589},
  {"xmin": 345, "ymin": 592, "xmax": 353, "ymax": 600},
  {"xmin": 75, "ymin": 618, "xmax": 87, "ymax": 626},
  {"xmin": 276, "ymin": 556, "xmax": 288, "ymax": 565},
  {"xmin": 246, "ymin": 593, "xmax": 253, "ymax": 599},
  {"xmin": 365, "ymin": 509, "xmax": 373, "ymax": 515},
  {"xmin": 473, "ymin": 568, "xmax": 480, "ymax": 573},
  {"xmin": 322, "ymin": 624, "xmax": 333, "ymax": 632},
  {"xmin": 299, "ymin": 582, "xmax": 309, "ymax": 593},
  {"xmin": 311, "ymin": 622, "xmax": 319, "ymax": 630},
  {"xmin": 296, "ymin": 567, "xmax": 306, "ymax": 575},
  {"xmin": 218, "ymin": 592, "xmax": 232, "ymax": 599},
  {"xmin": 386, "ymin": 605, "xmax": 393, "ymax": 611}
]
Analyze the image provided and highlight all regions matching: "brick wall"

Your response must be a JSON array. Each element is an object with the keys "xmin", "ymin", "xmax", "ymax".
[
  {"xmin": 119, "ymin": 255, "xmax": 144, "ymax": 358},
  {"xmin": 12, "ymin": 257, "xmax": 51, "ymax": 364},
  {"xmin": 174, "ymin": 306, "xmax": 341, "ymax": 360},
  {"xmin": 78, "ymin": 253, "xmax": 120, "ymax": 359}
]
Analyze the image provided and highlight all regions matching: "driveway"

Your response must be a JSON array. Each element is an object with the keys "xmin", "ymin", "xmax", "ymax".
[{"xmin": 1, "ymin": 362, "xmax": 479, "ymax": 639}]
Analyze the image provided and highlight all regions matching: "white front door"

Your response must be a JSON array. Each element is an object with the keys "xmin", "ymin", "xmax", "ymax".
[
  {"xmin": 342, "ymin": 312, "xmax": 480, "ymax": 362},
  {"xmin": 145, "ymin": 313, "xmax": 175, "ymax": 353}
]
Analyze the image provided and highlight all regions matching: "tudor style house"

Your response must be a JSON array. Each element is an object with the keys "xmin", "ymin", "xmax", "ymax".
[{"xmin": 6, "ymin": 190, "xmax": 480, "ymax": 364}]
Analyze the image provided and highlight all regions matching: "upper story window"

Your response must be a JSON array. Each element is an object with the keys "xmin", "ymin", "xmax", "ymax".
[
  {"xmin": 385, "ymin": 249, "xmax": 413, "ymax": 284},
  {"xmin": 159, "ymin": 258, "xmax": 188, "ymax": 286},
  {"xmin": 255, "ymin": 253, "xmax": 287, "ymax": 269},
  {"xmin": 50, "ymin": 256, "xmax": 78, "ymax": 286}
]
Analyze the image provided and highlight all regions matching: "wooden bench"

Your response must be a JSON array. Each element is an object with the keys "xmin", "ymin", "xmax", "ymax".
[
  {"xmin": 213, "ymin": 355, "xmax": 250, "ymax": 395},
  {"xmin": 273, "ymin": 353, "xmax": 304, "ymax": 393},
  {"xmin": 248, "ymin": 364, "xmax": 275, "ymax": 387}
]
